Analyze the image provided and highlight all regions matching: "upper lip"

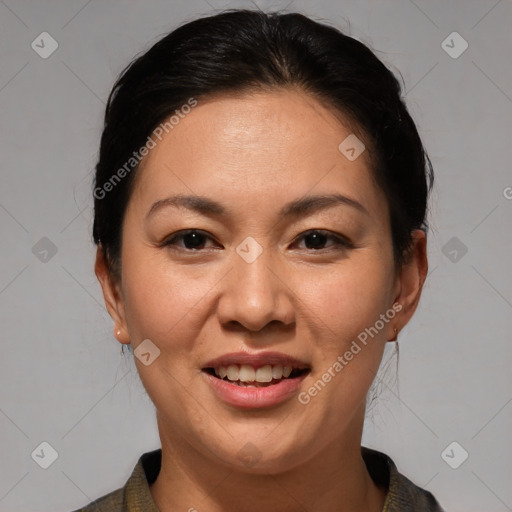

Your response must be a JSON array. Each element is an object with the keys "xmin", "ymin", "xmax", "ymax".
[{"xmin": 203, "ymin": 351, "xmax": 310, "ymax": 370}]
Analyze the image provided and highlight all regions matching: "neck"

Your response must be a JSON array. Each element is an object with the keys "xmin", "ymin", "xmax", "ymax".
[{"xmin": 150, "ymin": 413, "xmax": 386, "ymax": 512}]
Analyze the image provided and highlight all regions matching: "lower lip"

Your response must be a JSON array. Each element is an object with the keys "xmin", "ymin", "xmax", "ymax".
[{"xmin": 203, "ymin": 371, "xmax": 308, "ymax": 409}]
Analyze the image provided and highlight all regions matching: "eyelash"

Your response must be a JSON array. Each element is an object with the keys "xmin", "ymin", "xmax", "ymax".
[{"xmin": 161, "ymin": 229, "xmax": 354, "ymax": 253}]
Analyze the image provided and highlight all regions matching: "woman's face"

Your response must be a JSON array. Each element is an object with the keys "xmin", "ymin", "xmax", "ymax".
[{"xmin": 98, "ymin": 89, "xmax": 424, "ymax": 472}]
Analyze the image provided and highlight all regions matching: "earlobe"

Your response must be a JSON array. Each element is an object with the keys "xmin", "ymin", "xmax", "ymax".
[
  {"xmin": 94, "ymin": 246, "xmax": 130, "ymax": 344},
  {"xmin": 388, "ymin": 326, "xmax": 398, "ymax": 342},
  {"xmin": 114, "ymin": 326, "xmax": 129, "ymax": 343}
]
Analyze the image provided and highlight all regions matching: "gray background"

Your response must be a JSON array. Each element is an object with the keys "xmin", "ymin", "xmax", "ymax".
[{"xmin": 0, "ymin": 1, "xmax": 511, "ymax": 511}]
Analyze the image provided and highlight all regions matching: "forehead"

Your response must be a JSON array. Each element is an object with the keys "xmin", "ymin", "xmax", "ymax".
[{"xmin": 129, "ymin": 89, "xmax": 385, "ymax": 220}]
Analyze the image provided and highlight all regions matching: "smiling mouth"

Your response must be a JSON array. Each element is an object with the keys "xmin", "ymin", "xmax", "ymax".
[{"xmin": 202, "ymin": 365, "xmax": 310, "ymax": 388}]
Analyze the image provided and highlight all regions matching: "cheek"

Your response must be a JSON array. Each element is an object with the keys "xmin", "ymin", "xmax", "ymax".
[
  {"xmin": 296, "ymin": 254, "xmax": 394, "ymax": 405},
  {"xmin": 121, "ymin": 249, "xmax": 214, "ymax": 349},
  {"xmin": 304, "ymin": 257, "xmax": 394, "ymax": 341},
  {"xmin": 294, "ymin": 261, "xmax": 393, "ymax": 423},
  {"xmin": 120, "ymin": 254, "xmax": 217, "ymax": 415}
]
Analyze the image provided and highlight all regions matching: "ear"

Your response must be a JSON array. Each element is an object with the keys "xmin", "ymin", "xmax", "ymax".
[
  {"xmin": 94, "ymin": 246, "xmax": 130, "ymax": 345},
  {"xmin": 388, "ymin": 230, "xmax": 428, "ymax": 340}
]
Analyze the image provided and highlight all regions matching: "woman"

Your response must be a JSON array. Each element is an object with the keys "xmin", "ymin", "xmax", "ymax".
[{"xmin": 77, "ymin": 9, "xmax": 444, "ymax": 512}]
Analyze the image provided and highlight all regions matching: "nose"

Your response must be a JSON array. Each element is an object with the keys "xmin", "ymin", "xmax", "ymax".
[{"xmin": 216, "ymin": 249, "xmax": 295, "ymax": 332}]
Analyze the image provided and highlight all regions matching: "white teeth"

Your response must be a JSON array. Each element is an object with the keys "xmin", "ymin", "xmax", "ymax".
[
  {"xmin": 213, "ymin": 364, "xmax": 303, "ymax": 383},
  {"xmin": 227, "ymin": 365, "xmax": 239, "ymax": 381},
  {"xmin": 255, "ymin": 365, "xmax": 273, "ymax": 382},
  {"xmin": 272, "ymin": 365, "xmax": 283, "ymax": 379},
  {"xmin": 239, "ymin": 365, "xmax": 256, "ymax": 382}
]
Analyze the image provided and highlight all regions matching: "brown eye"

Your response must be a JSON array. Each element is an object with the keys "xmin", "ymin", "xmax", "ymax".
[
  {"xmin": 294, "ymin": 230, "xmax": 353, "ymax": 251},
  {"xmin": 163, "ymin": 230, "xmax": 215, "ymax": 250}
]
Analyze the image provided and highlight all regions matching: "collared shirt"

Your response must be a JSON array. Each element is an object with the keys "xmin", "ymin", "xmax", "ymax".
[{"xmin": 72, "ymin": 446, "xmax": 445, "ymax": 511}]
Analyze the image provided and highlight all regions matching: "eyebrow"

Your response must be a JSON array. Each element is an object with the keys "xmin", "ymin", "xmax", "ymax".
[{"xmin": 146, "ymin": 192, "xmax": 368, "ymax": 220}]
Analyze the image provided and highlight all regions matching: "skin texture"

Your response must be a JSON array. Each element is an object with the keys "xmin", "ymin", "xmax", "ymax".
[{"xmin": 95, "ymin": 89, "xmax": 427, "ymax": 512}]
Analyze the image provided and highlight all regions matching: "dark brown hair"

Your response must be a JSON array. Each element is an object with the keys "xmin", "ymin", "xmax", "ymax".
[{"xmin": 93, "ymin": 9, "xmax": 433, "ymax": 277}]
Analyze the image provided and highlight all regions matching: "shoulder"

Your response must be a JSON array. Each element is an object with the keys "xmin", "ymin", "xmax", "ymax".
[
  {"xmin": 70, "ymin": 488, "xmax": 124, "ymax": 512},
  {"xmin": 362, "ymin": 446, "xmax": 446, "ymax": 512},
  {"xmin": 69, "ymin": 449, "xmax": 162, "ymax": 512},
  {"xmin": 387, "ymin": 469, "xmax": 445, "ymax": 511}
]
